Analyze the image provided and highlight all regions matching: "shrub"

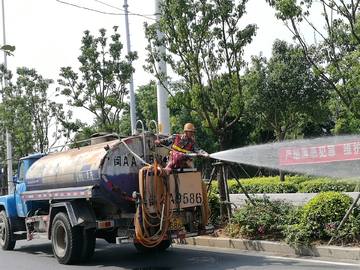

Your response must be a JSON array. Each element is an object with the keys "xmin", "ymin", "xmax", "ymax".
[
  {"xmin": 299, "ymin": 191, "xmax": 354, "ymax": 238},
  {"xmin": 325, "ymin": 214, "xmax": 360, "ymax": 245},
  {"xmin": 281, "ymin": 223, "xmax": 312, "ymax": 247},
  {"xmin": 281, "ymin": 191, "xmax": 357, "ymax": 246},
  {"xmin": 210, "ymin": 176, "xmax": 357, "ymax": 194},
  {"xmin": 208, "ymin": 192, "xmax": 221, "ymax": 224},
  {"xmin": 230, "ymin": 195, "xmax": 301, "ymax": 239},
  {"xmin": 298, "ymin": 179, "xmax": 357, "ymax": 193},
  {"xmin": 211, "ymin": 177, "xmax": 299, "ymax": 194},
  {"xmin": 228, "ymin": 180, "xmax": 241, "ymax": 194}
]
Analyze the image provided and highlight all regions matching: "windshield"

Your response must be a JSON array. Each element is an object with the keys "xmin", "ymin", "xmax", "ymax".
[{"xmin": 18, "ymin": 161, "xmax": 25, "ymax": 183}]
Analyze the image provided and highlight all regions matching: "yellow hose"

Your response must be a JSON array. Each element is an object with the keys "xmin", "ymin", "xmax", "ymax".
[
  {"xmin": 135, "ymin": 161, "xmax": 211, "ymax": 248},
  {"xmin": 135, "ymin": 161, "xmax": 170, "ymax": 248}
]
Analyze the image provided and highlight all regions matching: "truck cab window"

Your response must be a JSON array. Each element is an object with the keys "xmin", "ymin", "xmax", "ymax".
[{"xmin": 18, "ymin": 161, "xmax": 25, "ymax": 183}]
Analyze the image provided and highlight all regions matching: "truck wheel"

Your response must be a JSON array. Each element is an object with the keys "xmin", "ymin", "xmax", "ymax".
[
  {"xmin": 0, "ymin": 210, "xmax": 16, "ymax": 250},
  {"xmin": 155, "ymin": 239, "xmax": 171, "ymax": 251},
  {"xmin": 51, "ymin": 212, "xmax": 82, "ymax": 265},
  {"xmin": 80, "ymin": 228, "xmax": 96, "ymax": 262},
  {"xmin": 134, "ymin": 239, "xmax": 171, "ymax": 252}
]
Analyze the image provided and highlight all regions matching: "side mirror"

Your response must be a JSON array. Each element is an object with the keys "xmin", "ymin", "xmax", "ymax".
[{"xmin": 13, "ymin": 177, "xmax": 19, "ymax": 184}]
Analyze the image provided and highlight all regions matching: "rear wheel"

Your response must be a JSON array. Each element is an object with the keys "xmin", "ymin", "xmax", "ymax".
[
  {"xmin": 80, "ymin": 228, "xmax": 96, "ymax": 262},
  {"xmin": 51, "ymin": 212, "xmax": 82, "ymax": 265},
  {"xmin": 0, "ymin": 210, "xmax": 16, "ymax": 250},
  {"xmin": 134, "ymin": 239, "xmax": 171, "ymax": 252}
]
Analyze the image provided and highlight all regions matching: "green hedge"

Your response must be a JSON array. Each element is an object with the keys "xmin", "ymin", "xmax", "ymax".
[
  {"xmin": 298, "ymin": 179, "xmax": 358, "ymax": 193},
  {"xmin": 209, "ymin": 175, "xmax": 358, "ymax": 194}
]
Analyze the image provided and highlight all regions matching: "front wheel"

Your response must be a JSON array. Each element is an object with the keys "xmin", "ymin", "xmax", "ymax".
[
  {"xmin": 0, "ymin": 210, "xmax": 16, "ymax": 250},
  {"xmin": 51, "ymin": 212, "xmax": 82, "ymax": 265}
]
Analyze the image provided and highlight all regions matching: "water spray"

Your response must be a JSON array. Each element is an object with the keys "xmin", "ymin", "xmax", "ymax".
[{"xmin": 209, "ymin": 135, "xmax": 360, "ymax": 179}]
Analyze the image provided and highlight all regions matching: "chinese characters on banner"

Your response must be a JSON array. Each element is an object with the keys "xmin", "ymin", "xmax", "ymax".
[{"xmin": 279, "ymin": 140, "xmax": 360, "ymax": 166}]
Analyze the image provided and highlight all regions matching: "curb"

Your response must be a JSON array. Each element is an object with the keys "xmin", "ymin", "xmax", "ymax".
[
  {"xmin": 229, "ymin": 192, "xmax": 360, "ymax": 206},
  {"xmin": 174, "ymin": 237, "xmax": 360, "ymax": 261}
]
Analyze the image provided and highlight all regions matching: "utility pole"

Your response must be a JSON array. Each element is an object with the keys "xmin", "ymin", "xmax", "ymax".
[
  {"xmin": 123, "ymin": 0, "xmax": 136, "ymax": 134},
  {"xmin": 155, "ymin": 0, "xmax": 170, "ymax": 135},
  {"xmin": 1, "ymin": 0, "xmax": 13, "ymax": 194}
]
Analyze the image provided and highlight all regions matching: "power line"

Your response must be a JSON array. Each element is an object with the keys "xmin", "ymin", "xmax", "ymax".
[
  {"xmin": 94, "ymin": 0, "xmax": 155, "ymax": 20},
  {"xmin": 56, "ymin": 0, "xmax": 156, "ymax": 20}
]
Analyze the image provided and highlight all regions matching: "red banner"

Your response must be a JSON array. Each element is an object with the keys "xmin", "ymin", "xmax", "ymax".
[{"xmin": 279, "ymin": 140, "xmax": 360, "ymax": 166}]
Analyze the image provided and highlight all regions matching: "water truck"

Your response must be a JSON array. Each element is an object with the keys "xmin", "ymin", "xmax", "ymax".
[{"xmin": 0, "ymin": 126, "xmax": 213, "ymax": 264}]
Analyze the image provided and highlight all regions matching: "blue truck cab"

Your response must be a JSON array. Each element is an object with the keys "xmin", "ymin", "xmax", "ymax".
[{"xmin": 0, "ymin": 153, "xmax": 45, "ymax": 236}]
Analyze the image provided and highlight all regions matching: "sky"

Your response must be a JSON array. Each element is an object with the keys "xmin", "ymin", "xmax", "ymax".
[{"xmin": 2, "ymin": 0, "xmax": 297, "ymax": 126}]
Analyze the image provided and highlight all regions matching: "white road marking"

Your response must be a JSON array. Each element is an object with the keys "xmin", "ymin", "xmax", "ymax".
[{"xmin": 265, "ymin": 255, "xmax": 360, "ymax": 267}]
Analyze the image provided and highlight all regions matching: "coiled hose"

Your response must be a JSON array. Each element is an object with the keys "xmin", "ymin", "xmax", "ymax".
[
  {"xmin": 134, "ymin": 160, "xmax": 171, "ymax": 248},
  {"xmin": 134, "ymin": 160, "xmax": 211, "ymax": 248}
]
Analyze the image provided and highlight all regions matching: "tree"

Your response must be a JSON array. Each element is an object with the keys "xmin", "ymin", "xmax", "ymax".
[
  {"xmin": 57, "ymin": 26, "xmax": 138, "ymax": 133},
  {"xmin": 136, "ymin": 82, "xmax": 158, "ymax": 130},
  {"xmin": 0, "ymin": 65, "xmax": 65, "ymax": 168},
  {"xmin": 144, "ymin": 0, "xmax": 257, "ymax": 221},
  {"xmin": 266, "ymin": 0, "xmax": 360, "ymax": 122},
  {"xmin": 243, "ymin": 40, "xmax": 331, "ymax": 180},
  {"xmin": 0, "ymin": 45, "xmax": 15, "ymax": 56},
  {"xmin": 118, "ymin": 82, "xmax": 158, "ymax": 136},
  {"xmin": 330, "ymin": 99, "xmax": 360, "ymax": 135},
  {"xmin": 244, "ymin": 40, "xmax": 331, "ymax": 141}
]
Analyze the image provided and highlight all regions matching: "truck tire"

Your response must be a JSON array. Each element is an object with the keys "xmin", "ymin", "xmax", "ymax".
[
  {"xmin": 134, "ymin": 239, "xmax": 171, "ymax": 252},
  {"xmin": 51, "ymin": 212, "xmax": 82, "ymax": 265},
  {"xmin": 80, "ymin": 228, "xmax": 96, "ymax": 262},
  {"xmin": 0, "ymin": 210, "xmax": 16, "ymax": 250}
]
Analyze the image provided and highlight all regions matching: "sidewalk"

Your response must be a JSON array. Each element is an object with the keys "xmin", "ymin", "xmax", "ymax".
[{"xmin": 175, "ymin": 236, "xmax": 360, "ymax": 261}]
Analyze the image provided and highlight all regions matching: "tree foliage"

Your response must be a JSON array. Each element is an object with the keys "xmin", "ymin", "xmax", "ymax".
[
  {"xmin": 144, "ymin": 0, "xmax": 257, "ymax": 151},
  {"xmin": 0, "ymin": 45, "xmax": 15, "ymax": 56},
  {"xmin": 57, "ymin": 26, "xmax": 138, "ymax": 133},
  {"xmin": 136, "ymin": 82, "xmax": 158, "ymax": 130},
  {"xmin": 0, "ymin": 66, "xmax": 65, "ymax": 166},
  {"xmin": 266, "ymin": 0, "xmax": 360, "ymax": 122},
  {"xmin": 243, "ymin": 40, "xmax": 331, "ymax": 141},
  {"xmin": 119, "ymin": 82, "xmax": 158, "ymax": 136}
]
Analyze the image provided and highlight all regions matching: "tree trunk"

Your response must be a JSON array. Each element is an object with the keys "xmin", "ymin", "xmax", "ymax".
[
  {"xmin": 201, "ymin": 158, "xmax": 212, "ymax": 180},
  {"xmin": 279, "ymin": 170, "xmax": 285, "ymax": 182},
  {"xmin": 217, "ymin": 138, "xmax": 230, "ymax": 223},
  {"xmin": 278, "ymin": 130, "xmax": 286, "ymax": 181}
]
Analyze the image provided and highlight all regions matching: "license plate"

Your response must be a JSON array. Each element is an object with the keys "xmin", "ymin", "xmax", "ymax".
[{"xmin": 170, "ymin": 217, "xmax": 183, "ymax": 230}]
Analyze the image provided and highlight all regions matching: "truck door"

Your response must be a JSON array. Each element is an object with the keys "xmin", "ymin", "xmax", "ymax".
[{"xmin": 14, "ymin": 160, "xmax": 29, "ymax": 217}]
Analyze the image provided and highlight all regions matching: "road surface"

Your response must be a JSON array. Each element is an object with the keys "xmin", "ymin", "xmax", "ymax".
[{"xmin": 0, "ymin": 238, "xmax": 359, "ymax": 269}]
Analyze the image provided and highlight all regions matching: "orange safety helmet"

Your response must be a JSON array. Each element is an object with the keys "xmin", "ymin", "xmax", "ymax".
[{"xmin": 184, "ymin": 123, "xmax": 196, "ymax": 132}]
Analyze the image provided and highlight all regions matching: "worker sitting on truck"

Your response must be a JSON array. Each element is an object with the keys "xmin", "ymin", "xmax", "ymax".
[{"xmin": 155, "ymin": 123, "xmax": 209, "ymax": 169}]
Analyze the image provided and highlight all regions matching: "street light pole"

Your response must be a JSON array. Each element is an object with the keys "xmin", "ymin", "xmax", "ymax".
[
  {"xmin": 1, "ymin": 0, "xmax": 13, "ymax": 194},
  {"xmin": 155, "ymin": 0, "xmax": 170, "ymax": 135},
  {"xmin": 123, "ymin": 0, "xmax": 136, "ymax": 134}
]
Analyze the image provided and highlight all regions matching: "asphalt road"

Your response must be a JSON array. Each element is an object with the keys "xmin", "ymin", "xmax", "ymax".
[{"xmin": 0, "ymin": 238, "xmax": 359, "ymax": 269}]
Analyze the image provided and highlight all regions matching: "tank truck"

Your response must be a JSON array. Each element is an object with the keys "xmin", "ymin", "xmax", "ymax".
[{"xmin": 0, "ymin": 122, "xmax": 213, "ymax": 264}]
